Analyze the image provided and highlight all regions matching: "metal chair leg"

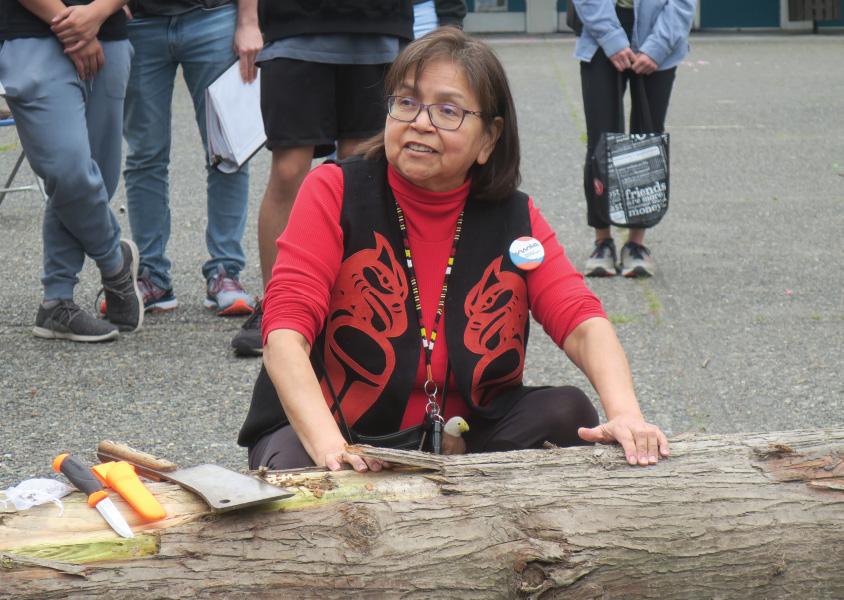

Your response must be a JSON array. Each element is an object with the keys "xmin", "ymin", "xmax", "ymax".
[{"xmin": 0, "ymin": 149, "xmax": 42, "ymax": 207}]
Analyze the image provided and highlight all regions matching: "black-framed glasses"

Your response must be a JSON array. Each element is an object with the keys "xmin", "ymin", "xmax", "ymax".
[{"xmin": 386, "ymin": 95, "xmax": 482, "ymax": 131}]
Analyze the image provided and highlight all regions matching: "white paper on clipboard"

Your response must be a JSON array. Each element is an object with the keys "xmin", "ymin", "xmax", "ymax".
[{"xmin": 205, "ymin": 62, "xmax": 265, "ymax": 173}]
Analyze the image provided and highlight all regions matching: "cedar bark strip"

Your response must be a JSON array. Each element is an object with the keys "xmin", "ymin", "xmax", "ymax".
[{"xmin": 1, "ymin": 429, "xmax": 843, "ymax": 599}]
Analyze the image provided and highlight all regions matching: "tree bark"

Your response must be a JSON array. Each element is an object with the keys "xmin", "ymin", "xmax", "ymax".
[{"xmin": 1, "ymin": 429, "xmax": 843, "ymax": 599}]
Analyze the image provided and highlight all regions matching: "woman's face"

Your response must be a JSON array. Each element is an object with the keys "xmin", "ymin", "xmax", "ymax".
[{"xmin": 384, "ymin": 58, "xmax": 502, "ymax": 193}]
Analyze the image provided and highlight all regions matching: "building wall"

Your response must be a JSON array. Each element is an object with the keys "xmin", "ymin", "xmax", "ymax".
[{"xmin": 463, "ymin": 0, "xmax": 844, "ymax": 33}]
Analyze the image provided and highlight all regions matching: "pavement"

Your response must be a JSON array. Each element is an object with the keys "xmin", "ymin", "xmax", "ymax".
[{"xmin": 1, "ymin": 33, "xmax": 842, "ymax": 489}]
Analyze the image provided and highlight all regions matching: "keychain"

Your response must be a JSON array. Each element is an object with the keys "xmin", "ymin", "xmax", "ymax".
[{"xmin": 431, "ymin": 418, "xmax": 442, "ymax": 455}]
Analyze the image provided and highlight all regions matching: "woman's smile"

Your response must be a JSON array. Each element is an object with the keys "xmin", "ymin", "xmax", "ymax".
[{"xmin": 404, "ymin": 141, "xmax": 436, "ymax": 154}]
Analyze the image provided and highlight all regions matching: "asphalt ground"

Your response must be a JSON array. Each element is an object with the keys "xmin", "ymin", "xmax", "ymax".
[{"xmin": 1, "ymin": 33, "xmax": 842, "ymax": 489}]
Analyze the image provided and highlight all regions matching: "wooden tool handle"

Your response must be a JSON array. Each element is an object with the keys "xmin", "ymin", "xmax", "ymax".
[{"xmin": 97, "ymin": 440, "xmax": 178, "ymax": 472}]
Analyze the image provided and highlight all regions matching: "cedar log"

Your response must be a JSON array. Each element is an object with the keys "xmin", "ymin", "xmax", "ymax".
[{"xmin": 1, "ymin": 429, "xmax": 843, "ymax": 599}]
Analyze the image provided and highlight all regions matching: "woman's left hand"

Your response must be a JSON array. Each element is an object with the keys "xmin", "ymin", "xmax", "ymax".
[
  {"xmin": 51, "ymin": 4, "xmax": 107, "ymax": 53},
  {"xmin": 631, "ymin": 53, "xmax": 658, "ymax": 75},
  {"xmin": 578, "ymin": 414, "xmax": 669, "ymax": 466}
]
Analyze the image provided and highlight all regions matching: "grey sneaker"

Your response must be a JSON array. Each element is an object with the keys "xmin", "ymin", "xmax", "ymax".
[
  {"xmin": 620, "ymin": 241, "xmax": 655, "ymax": 278},
  {"xmin": 33, "ymin": 299, "xmax": 118, "ymax": 342},
  {"xmin": 231, "ymin": 299, "xmax": 263, "ymax": 357},
  {"xmin": 585, "ymin": 238, "xmax": 618, "ymax": 277},
  {"xmin": 204, "ymin": 265, "xmax": 255, "ymax": 316},
  {"xmin": 101, "ymin": 239, "xmax": 144, "ymax": 332}
]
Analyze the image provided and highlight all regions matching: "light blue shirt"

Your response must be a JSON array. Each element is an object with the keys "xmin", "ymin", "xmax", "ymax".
[{"xmin": 572, "ymin": 0, "xmax": 696, "ymax": 70}]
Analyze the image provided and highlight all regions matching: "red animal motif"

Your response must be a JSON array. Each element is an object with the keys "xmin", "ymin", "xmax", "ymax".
[
  {"xmin": 321, "ymin": 233, "xmax": 408, "ymax": 428},
  {"xmin": 464, "ymin": 257, "xmax": 528, "ymax": 407}
]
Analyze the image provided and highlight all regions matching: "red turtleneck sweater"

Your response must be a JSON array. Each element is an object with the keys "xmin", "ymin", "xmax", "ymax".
[{"xmin": 263, "ymin": 163, "xmax": 606, "ymax": 429}]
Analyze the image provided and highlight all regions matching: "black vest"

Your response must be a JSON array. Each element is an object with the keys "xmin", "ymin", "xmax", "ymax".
[{"xmin": 238, "ymin": 158, "xmax": 534, "ymax": 447}]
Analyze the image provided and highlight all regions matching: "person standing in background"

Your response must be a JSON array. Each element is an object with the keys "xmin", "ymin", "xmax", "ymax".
[
  {"xmin": 122, "ymin": 0, "xmax": 263, "ymax": 315},
  {"xmin": 412, "ymin": 0, "xmax": 466, "ymax": 39},
  {"xmin": 230, "ymin": 0, "xmax": 415, "ymax": 357},
  {"xmin": 572, "ymin": 0, "xmax": 694, "ymax": 278},
  {"xmin": 0, "ymin": 0, "xmax": 143, "ymax": 342}
]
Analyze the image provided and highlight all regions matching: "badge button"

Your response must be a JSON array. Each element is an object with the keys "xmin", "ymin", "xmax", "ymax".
[{"xmin": 509, "ymin": 236, "xmax": 544, "ymax": 271}]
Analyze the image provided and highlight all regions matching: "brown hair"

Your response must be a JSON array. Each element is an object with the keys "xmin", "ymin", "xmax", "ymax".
[{"xmin": 359, "ymin": 27, "xmax": 521, "ymax": 202}]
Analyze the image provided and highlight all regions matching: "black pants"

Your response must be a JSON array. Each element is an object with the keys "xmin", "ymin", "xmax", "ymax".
[
  {"xmin": 580, "ymin": 8, "xmax": 677, "ymax": 229},
  {"xmin": 248, "ymin": 386, "xmax": 599, "ymax": 470}
]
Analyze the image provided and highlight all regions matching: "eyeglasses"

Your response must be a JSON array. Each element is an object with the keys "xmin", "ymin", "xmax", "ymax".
[{"xmin": 386, "ymin": 95, "xmax": 483, "ymax": 131}]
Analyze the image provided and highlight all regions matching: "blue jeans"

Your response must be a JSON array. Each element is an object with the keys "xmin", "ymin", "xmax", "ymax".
[
  {"xmin": 0, "ymin": 37, "xmax": 130, "ymax": 301},
  {"xmin": 123, "ymin": 4, "xmax": 249, "ymax": 290},
  {"xmin": 413, "ymin": 0, "xmax": 438, "ymax": 39}
]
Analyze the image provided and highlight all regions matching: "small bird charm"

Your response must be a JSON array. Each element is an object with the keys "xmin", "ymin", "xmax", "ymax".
[{"xmin": 442, "ymin": 416, "xmax": 470, "ymax": 455}]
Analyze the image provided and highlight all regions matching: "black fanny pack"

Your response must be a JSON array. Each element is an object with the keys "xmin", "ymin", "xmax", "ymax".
[{"xmin": 351, "ymin": 424, "xmax": 428, "ymax": 451}]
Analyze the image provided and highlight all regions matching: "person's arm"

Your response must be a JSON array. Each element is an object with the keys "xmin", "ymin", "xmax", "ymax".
[
  {"xmin": 263, "ymin": 330, "xmax": 383, "ymax": 472},
  {"xmin": 18, "ymin": 0, "xmax": 67, "ymax": 23},
  {"xmin": 234, "ymin": 0, "xmax": 263, "ymax": 83},
  {"xmin": 48, "ymin": 0, "xmax": 128, "ymax": 53},
  {"xmin": 635, "ymin": 0, "xmax": 696, "ymax": 73},
  {"xmin": 563, "ymin": 317, "xmax": 669, "ymax": 466},
  {"xmin": 572, "ymin": 0, "xmax": 633, "ymax": 70},
  {"xmin": 260, "ymin": 164, "xmax": 384, "ymax": 472},
  {"xmin": 524, "ymin": 198, "xmax": 606, "ymax": 345},
  {"xmin": 18, "ymin": 0, "xmax": 109, "ymax": 79}
]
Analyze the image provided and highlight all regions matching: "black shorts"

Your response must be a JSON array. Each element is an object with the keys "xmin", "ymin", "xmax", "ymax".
[{"xmin": 260, "ymin": 58, "xmax": 389, "ymax": 158}]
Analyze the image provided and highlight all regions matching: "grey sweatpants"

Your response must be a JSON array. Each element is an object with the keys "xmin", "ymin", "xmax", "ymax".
[{"xmin": 0, "ymin": 36, "xmax": 131, "ymax": 300}]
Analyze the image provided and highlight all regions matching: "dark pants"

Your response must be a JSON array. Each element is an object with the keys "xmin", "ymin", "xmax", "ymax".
[
  {"xmin": 580, "ymin": 8, "xmax": 677, "ymax": 229},
  {"xmin": 248, "ymin": 386, "xmax": 599, "ymax": 470}
]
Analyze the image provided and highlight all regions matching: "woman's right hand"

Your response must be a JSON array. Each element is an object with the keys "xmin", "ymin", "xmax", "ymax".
[
  {"xmin": 609, "ymin": 47, "xmax": 636, "ymax": 72},
  {"xmin": 323, "ymin": 447, "xmax": 387, "ymax": 473}
]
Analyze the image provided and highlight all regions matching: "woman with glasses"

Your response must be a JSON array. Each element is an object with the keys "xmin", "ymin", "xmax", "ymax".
[{"xmin": 239, "ymin": 28, "xmax": 669, "ymax": 473}]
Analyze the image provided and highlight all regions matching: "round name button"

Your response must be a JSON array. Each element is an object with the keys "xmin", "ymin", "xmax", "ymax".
[{"xmin": 509, "ymin": 236, "xmax": 544, "ymax": 271}]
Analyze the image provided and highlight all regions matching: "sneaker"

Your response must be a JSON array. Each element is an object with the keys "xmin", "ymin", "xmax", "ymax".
[
  {"xmin": 620, "ymin": 241, "xmax": 655, "ymax": 278},
  {"xmin": 138, "ymin": 277, "xmax": 178, "ymax": 312},
  {"xmin": 101, "ymin": 239, "xmax": 144, "ymax": 331},
  {"xmin": 204, "ymin": 265, "xmax": 255, "ymax": 316},
  {"xmin": 99, "ymin": 275, "xmax": 178, "ymax": 314},
  {"xmin": 33, "ymin": 299, "xmax": 119, "ymax": 343},
  {"xmin": 231, "ymin": 299, "xmax": 263, "ymax": 357},
  {"xmin": 585, "ymin": 238, "xmax": 618, "ymax": 277}
]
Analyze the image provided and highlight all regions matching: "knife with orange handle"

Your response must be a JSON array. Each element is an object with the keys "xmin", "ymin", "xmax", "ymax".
[
  {"xmin": 52, "ymin": 453, "xmax": 135, "ymax": 538},
  {"xmin": 92, "ymin": 461, "xmax": 167, "ymax": 522}
]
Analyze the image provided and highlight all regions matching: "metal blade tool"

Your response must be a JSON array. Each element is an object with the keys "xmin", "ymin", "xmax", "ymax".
[{"xmin": 97, "ymin": 440, "xmax": 293, "ymax": 512}]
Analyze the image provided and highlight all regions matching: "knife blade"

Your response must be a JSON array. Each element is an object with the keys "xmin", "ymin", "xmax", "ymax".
[{"xmin": 53, "ymin": 453, "xmax": 135, "ymax": 539}]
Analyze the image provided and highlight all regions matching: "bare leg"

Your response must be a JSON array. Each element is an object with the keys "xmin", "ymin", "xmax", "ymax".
[
  {"xmin": 336, "ymin": 138, "xmax": 367, "ymax": 160},
  {"xmin": 257, "ymin": 146, "xmax": 314, "ymax": 287},
  {"xmin": 627, "ymin": 227, "xmax": 646, "ymax": 245},
  {"xmin": 594, "ymin": 227, "xmax": 612, "ymax": 242}
]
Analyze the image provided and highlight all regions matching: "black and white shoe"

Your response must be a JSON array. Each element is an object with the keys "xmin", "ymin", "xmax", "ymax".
[
  {"xmin": 101, "ymin": 239, "xmax": 144, "ymax": 332},
  {"xmin": 584, "ymin": 238, "xmax": 618, "ymax": 277},
  {"xmin": 620, "ymin": 241, "xmax": 655, "ymax": 278},
  {"xmin": 33, "ymin": 299, "xmax": 118, "ymax": 343}
]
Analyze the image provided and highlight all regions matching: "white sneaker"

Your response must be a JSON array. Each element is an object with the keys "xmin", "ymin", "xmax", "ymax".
[
  {"xmin": 620, "ymin": 241, "xmax": 655, "ymax": 278},
  {"xmin": 585, "ymin": 238, "xmax": 618, "ymax": 277}
]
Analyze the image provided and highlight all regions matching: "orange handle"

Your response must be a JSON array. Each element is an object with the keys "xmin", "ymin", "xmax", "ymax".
[
  {"xmin": 105, "ymin": 461, "xmax": 166, "ymax": 522},
  {"xmin": 53, "ymin": 453, "xmax": 110, "ymax": 507}
]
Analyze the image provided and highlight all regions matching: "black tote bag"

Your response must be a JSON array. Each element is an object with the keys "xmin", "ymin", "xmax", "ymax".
[{"xmin": 591, "ymin": 74, "xmax": 670, "ymax": 229}]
